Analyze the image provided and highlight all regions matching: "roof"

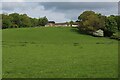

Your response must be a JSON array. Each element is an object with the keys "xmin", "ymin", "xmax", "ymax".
[
  {"xmin": 55, "ymin": 22, "xmax": 67, "ymax": 25},
  {"xmin": 48, "ymin": 21, "xmax": 55, "ymax": 24},
  {"xmin": 73, "ymin": 22, "xmax": 79, "ymax": 25},
  {"xmin": 47, "ymin": 21, "xmax": 79, "ymax": 25}
]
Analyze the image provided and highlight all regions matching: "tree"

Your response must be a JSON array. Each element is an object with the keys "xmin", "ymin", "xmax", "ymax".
[
  {"xmin": 66, "ymin": 22, "xmax": 69, "ymax": 26},
  {"xmin": 105, "ymin": 15, "xmax": 117, "ymax": 32},
  {"xmin": 104, "ymin": 15, "xmax": 118, "ymax": 37},
  {"xmin": 115, "ymin": 16, "xmax": 120, "ymax": 31},
  {"xmin": 30, "ymin": 18, "xmax": 38, "ymax": 27},
  {"xmin": 69, "ymin": 20, "xmax": 74, "ymax": 27},
  {"xmin": 2, "ymin": 14, "xmax": 12, "ymax": 29},
  {"xmin": 0, "ymin": 14, "xmax": 2, "ymax": 29},
  {"xmin": 78, "ymin": 11, "xmax": 105, "ymax": 34},
  {"xmin": 78, "ymin": 11, "xmax": 95, "ymax": 21},
  {"xmin": 9, "ymin": 13, "xmax": 21, "ymax": 28},
  {"xmin": 20, "ymin": 14, "xmax": 32, "ymax": 27},
  {"xmin": 38, "ymin": 16, "xmax": 48, "ymax": 26},
  {"xmin": 2, "ymin": 13, "xmax": 48, "ymax": 29},
  {"xmin": 42, "ymin": 16, "xmax": 48, "ymax": 26}
]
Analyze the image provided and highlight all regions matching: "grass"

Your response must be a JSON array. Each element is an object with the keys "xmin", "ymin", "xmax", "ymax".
[
  {"xmin": 2, "ymin": 27, "xmax": 118, "ymax": 78},
  {"xmin": 0, "ymin": 30, "xmax": 2, "ymax": 79}
]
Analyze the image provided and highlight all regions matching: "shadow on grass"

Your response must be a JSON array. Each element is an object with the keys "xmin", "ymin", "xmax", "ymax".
[
  {"xmin": 70, "ymin": 27, "xmax": 116, "ymax": 42},
  {"xmin": 70, "ymin": 27, "xmax": 91, "ymax": 36},
  {"xmin": 70, "ymin": 27, "xmax": 81, "ymax": 34}
]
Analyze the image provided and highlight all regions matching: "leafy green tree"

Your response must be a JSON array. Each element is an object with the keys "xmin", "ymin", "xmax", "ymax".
[
  {"xmin": 9, "ymin": 13, "xmax": 21, "ymax": 28},
  {"xmin": 30, "ymin": 18, "xmax": 38, "ymax": 27},
  {"xmin": 69, "ymin": 20, "xmax": 74, "ymax": 27},
  {"xmin": 2, "ymin": 13, "xmax": 49, "ymax": 29},
  {"xmin": 42, "ymin": 16, "xmax": 48, "ymax": 26},
  {"xmin": 20, "ymin": 14, "xmax": 32, "ymax": 27},
  {"xmin": 66, "ymin": 22, "xmax": 69, "ymax": 26},
  {"xmin": 115, "ymin": 16, "xmax": 120, "ymax": 31},
  {"xmin": 0, "ymin": 14, "xmax": 2, "ymax": 29},
  {"xmin": 105, "ymin": 15, "xmax": 117, "ymax": 33},
  {"xmin": 2, "ymin": 14, "xmax": 12, "ymax": 29},
  {"xmin": 78, "ymin": 11, "xmax": 105, "ymax": 34},
  {"xmin": 78, "ymin": 11, "xmax": 95, "ymax": 21},
  {"xmin": 38, "ymin": 16, "xmax": 48, "ymax": 26}
]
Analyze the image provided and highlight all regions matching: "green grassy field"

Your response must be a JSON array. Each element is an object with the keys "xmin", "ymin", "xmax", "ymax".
[{"xmin": 2, "ymin": 27, "xmax": 118, "ymax": 78}]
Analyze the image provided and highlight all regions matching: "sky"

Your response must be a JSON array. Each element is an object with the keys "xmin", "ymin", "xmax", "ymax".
[
  {"xmin": 0, "ymin": 0, "xmax": 119, "ymax": 22},
  {"xmin": 1, "ymin": 0, "xmax": 120, "ymax": 2}
]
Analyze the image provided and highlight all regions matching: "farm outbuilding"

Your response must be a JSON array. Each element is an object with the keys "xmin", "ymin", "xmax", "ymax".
[
  {"xmin": 93, "ymin": 29, "xmax": 104, "ymax": 37},
  {"xmin": 45, "ymin": 21, "xmax": 55, "ymax": 27},
  {"xmin": 45, "ymin": 21, "xmax": 79, "ymax": 27}
]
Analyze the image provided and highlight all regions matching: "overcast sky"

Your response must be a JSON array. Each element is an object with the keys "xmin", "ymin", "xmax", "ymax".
[{"xmin": 1, "ymin": 1, "xmax": 119, "ymax": 22}]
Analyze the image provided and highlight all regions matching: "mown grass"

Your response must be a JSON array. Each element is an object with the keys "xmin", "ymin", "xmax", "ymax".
[
  {"xmin": 2, "ymin": 27, "xmax": 118, "ymax": 78},
  {"xmin": 0, "ymin": 30, "xmax": 2, "ymax": 79}
]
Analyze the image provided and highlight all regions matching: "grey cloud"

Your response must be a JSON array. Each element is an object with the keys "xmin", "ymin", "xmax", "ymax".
[
  {"xmin": 1, "ymin": 2, "xmax": 118, "ymax": 22},
  {"xmin": 40, "ymin": 2, "xmax": 117, "ymax": 11},
  {"xmin": 2, "ymin": 2, "xmax": 39, "ymax": 11},
  {"xmin": 118, "ymin": 2, "xmax": 120, "ymax": 15},
  {"xmin": 40, "ymin": 2, "xmax": 118, "ymax": 20}
]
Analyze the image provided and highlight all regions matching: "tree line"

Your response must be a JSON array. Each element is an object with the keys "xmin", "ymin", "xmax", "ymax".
[
  {"xmin": 1, "ymin": 11, "xmax": 120, "ymax": 39},
  {"xmin": 1, "ymin": 13, "xmax": 48, "ymax": 29}
]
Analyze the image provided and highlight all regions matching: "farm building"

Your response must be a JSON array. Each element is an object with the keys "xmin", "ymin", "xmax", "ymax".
[
  {"xmin": 93, "ymin": 29, "xmax": 104, "ymax": 37},
  {"xmin": 72, "ymin": 22, "xmax": 80, "ymax": 27},
  {"xmin": 45, "ymin": 21, "xmax": 55, "ymax": 27},
  {"xmin": 45, "ymin": 21, "xmax": 79, "ymax": 27},
  {"xmin": 55, "ymin": 22, "xmax": 68, "ymax": 27}
]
